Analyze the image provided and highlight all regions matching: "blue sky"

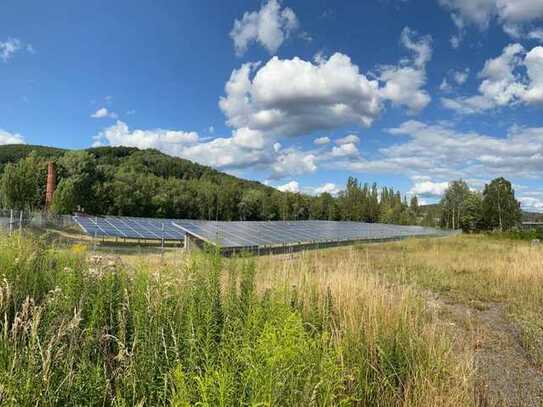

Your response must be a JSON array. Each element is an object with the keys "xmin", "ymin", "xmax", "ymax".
[{"xmin": 1, "ymin": 0, "xmax": 543, "ymax": 211}]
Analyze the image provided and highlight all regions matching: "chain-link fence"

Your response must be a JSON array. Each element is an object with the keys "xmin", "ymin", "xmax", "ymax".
[{"xmin": 0, "ymin": 209, "xmax": 76, "ymax": 234}]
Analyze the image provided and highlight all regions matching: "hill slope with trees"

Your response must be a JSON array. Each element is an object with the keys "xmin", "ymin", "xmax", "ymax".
[{"xmin": 0, "ymin": 144, "xmax": 421, "ymax": 224}]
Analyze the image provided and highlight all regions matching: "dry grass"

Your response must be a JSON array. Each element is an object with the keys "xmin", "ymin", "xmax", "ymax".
[
  {"xmin": 250, "ymin": 248, "xmax": 474, "ymax": 406},
  {"xmin": 348, "ymin": 235, "xmax": 543, "ymax": 367}
]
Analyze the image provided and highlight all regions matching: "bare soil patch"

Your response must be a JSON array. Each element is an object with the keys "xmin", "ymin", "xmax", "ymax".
[{"xmin": 426, "ymin": 292, "xmax": 543, "ymax": 406}]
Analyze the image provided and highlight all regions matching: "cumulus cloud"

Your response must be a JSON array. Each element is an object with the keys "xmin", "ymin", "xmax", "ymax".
[
  {"xmin": 438, "ymin": 0, "xmax": 543, "ymax": 44},
  {"xmin": 276, "ymin": 180, "xmax": 300, "ymax": 193},
  {"xmin": 378, "ymin": 27, "xmax": 432, "ymax": 113},
  {"xmin": 220, "ymin": 53, "xmax": 382, "ymax": 138},
  {"xmin": 441, "ymin": 43, "xmax": 543, "ymax": 113},
  {"xmin": 0, "ymin": 38, "xmax": 33, "ymax": 62},
  {"xmin": 331, "ymin": 142, "xmax": 360, "ymax": 158},
  {"xmin": 271, "ymin": 148, "xmax": 317, "ymax": 179},
  {"xmin": 523, "ymin": 46, "xmax": 543, "ymax": 104},
  {"xmin": 180, "ymin": 137, "xmax": 273, "ymax": 169},
  {"xmin": 230, "ymin": 0, "xmax": 299, "ymax": 55},
  {"xmin": 91, "ymin": 107, "xmax": 118, "ymax": 119},
  {"xmin": 314, "ymin": 136, "xmax": 330, "ymax": 145},
  {"xmin": 409, "ymin": 179, "xmax": 450, "ymax": 198},
  {"xmin": 0, "ymin": 129, "xmax": 25, "ymax": 145},
  {"xmin": 93, "ymin": 120, "xmax": 199, "ymax": 153},
  {"xmin": 221, "ymin": 29, "xmax": 432, "ymax": 142},
  {"xmin": 313, "ymin": 182, "xmax": 342, "ymax": 195}
]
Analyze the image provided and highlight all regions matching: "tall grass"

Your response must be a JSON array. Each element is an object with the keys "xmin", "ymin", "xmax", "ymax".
[
  {"xmin": 0, "ymin": 235, "xmax": 472, "ymax": 405},
  {"xmin": 361, "ymin": 235, "xmax": 543, "ymax": 367}
]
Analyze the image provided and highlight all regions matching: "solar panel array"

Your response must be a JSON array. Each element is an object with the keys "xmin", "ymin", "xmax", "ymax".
[
  {"xmin": 74, "ymin": 216, "xmax": 186, "ymax": 240},
  {"xmin": 174, "ymin": 220, "xmax": 448, "ymax": 249}
]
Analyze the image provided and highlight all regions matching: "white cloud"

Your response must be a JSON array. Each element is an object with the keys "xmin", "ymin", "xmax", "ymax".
[
  {"xmin": 453, "ymin": 68, "xmax": 470, "ymax": 84},
  {"xmin": 179, "ymin": 137, "xmax": 273, "ymax": 169},
  {"xmin": 0, "ymin": 129, "xmax": 25, "ymax": 145},
  {"xmin": 410, "ymin": 179, "xmax": 450, "ymax": 198},
  {"xmin": 0, "ymin": 38, "xmax": 32, "ymax": 62},
  {"xmin": 220, "ymin": 53, "xmax": 382, "ymax": 138},
  {"xmin": 271, "ymin": 148, "xmax": 317, "ymax": 179},
  {"xmin": 379, "ymin": 67, "xmax": 431, "ymax": 113},
  {"xmin": 441, "ymin": 43, "xmax": 543, "ymax": 113},
  {"xmin": 337, "ymin": 120, "xmax": 543, "ymax": 181},
  {"xmin": 440, "ymin": 78, "xmax": 452, "ymax": 92},
  {"xmin": 336, "ymin": 134, "xmax": 360, "ymax": 145},
  {"xmin": 91, "ymin": 107, "xmax": 118, "ymax": 119},
  {"xmin": 439, "ymin": 69, "xmax": 469, "ymax": 94},
  {"xmin": 313, "ymin": 182, "xmax": 341, "ymax": 196},
  {"xmin": 231, "ymin": 127, "xmax": 266, "ymax": 149},
  {"xmin": 400, "ymin": 27, "xmax": 432, "ymax": 68},
  {"xmin": 331, "ymin": 142, "xmax": 360, "ymax": 158},
  {"xmin": 378, "ymin": 27, "xmax": 432, "ymax": 114},
  {"xmin": 522, "ymin": 46, "xmax": 543, "ymax": 104},
  {"xmin": 93, "ymin": 120, "xmax": 199, "ymax": 153},
  {"xmin": 277, "ymin": 180, "xmax": 300, "ymax": 193},
  {"xmin": 438, "ymin": 0, "xmax": 543, "ymax": 43},
  {"xmin": 220, "ymin": 28, "xmax": 431, "ymax": 147},
  {"xmin": 230, "ymin": 0, "xmax": 299, "ymax": 55},
  {"xmin": 518, "ymin": 194, "xmax": 543, "ymax": 212},
  {"xmin": 528, "ymin": 29, "xmax": 543, "ymax": 42},
  {"xmin": 94, "ymin": 121, "xmax": 320, "ymax": 177},
  {"xmin": 314, "ymin": 136, "xmax": 330, "ymax": 145}
]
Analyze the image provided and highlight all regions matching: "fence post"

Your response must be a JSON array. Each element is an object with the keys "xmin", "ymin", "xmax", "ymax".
[
  {"xmin": 9, "ymin": 209, "xmax": 13, "ymax": 236},
  {"xmin": 19, "ymin": 210, "xmax": 23, "ymax": 233}
]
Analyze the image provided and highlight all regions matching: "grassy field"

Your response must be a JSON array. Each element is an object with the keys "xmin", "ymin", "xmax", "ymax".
[{"xmin": 0, "ymin": 233, "xmax": 541, "ymax": 405}]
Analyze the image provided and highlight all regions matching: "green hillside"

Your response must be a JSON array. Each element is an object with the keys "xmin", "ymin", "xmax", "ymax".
[{"xmin": 0, "ymin": 144, "xmax": 418, "ymax": 223}]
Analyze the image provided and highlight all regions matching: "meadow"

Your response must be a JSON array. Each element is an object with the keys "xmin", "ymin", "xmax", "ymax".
[{"xmin": 0, "ymin": 233, "xmax": 541, "ymax": 405}]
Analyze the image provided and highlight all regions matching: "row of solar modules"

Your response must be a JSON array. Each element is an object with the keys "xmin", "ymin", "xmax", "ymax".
[
  {"xmin": 73, "ymin": 215, "xmax": 187, "ymax": 240},
  {"xmin": 173, "ymin": 220, "xmax": 449, "ymax": 249}
]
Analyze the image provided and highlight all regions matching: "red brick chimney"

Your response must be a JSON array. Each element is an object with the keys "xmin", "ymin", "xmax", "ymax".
[{"xmin": 45, "ymin": 161, "xmax": 56, "ymax": 208}]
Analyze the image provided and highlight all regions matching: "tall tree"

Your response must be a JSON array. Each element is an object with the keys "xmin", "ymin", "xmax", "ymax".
[
  {"xmin": 52, "ymin": 151, "xmax": 99, "ymax": 213},
  {"xmin": 459, "ymin": 192, "xmax": 483, "ymax": 232},
  {"xmin": 0, "ymin": 154, "xmax": 45, "ymax": 210},
  {"xmin": 439, "ymin": 180, "xmax": 471, "ymax": 230},
  {"xmin": 481, "ymin": 177, "xmax": 521, "ymax": 231}
]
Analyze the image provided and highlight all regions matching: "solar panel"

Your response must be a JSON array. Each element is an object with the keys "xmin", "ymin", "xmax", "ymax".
[
  {"xmin": 73, "ymin": 215, "xmax": 186, "ymax": 240},
  {"xmin": 174, "ymin": 220, "xmax": 449, "ymax": 249}
]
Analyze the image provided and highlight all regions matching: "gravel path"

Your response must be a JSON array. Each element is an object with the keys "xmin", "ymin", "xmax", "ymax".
[{"xmin": 426, "ymin": 293, "xmax": 543, "ymax": 406}]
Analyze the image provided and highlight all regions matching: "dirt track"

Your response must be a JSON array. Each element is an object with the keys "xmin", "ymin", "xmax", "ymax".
[{"xmin": 426, "ymin": 292, "xmax": 543, "ymax": 406}]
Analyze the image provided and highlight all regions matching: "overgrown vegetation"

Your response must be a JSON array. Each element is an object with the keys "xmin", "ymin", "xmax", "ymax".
[
  {"xmin": 0, "ymin": 234, "xmax": 471, "ymax": 405},
  {"xmin": 362, "ymin": 235, "xmax": 543, "ymax": 368}
]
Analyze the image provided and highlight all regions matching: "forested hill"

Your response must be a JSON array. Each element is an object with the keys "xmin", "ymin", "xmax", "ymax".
[
  {"xmin": 0, "ymin": 144, "xmax": 271, "ymax": 192},
  {"xmin": 0, "ymin": 144, "xmax": 423, "ymax": 224}
]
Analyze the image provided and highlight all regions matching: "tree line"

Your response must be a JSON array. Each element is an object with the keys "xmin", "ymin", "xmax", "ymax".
[
  {"xmin": 439, "ymin": 178, "xmax": 522, "ymax": 232},
  {"xmin": 0, "ymin": 147, "xmax": 421, "ymax": 224},
  {"xmin": 0, "ymin": 145, "xmax": 525, "ymax": 230}
]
